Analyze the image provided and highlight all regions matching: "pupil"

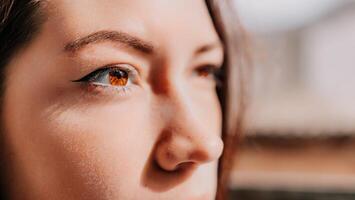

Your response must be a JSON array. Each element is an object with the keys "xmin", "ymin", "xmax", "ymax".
[{"xmin": 109, "ymin": 69, "xmax": 128, "ymax": 86}]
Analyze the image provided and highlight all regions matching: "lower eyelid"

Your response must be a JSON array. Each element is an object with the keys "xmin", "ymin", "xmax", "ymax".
[{"xmin": 85, "ymin": 82, "xmax": 136, "ymax": 97}]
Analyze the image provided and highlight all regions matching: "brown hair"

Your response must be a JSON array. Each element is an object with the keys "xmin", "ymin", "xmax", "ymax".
[
  {"xmin": 206, "ymin": 1, "xmax": 248, "ymax": 199},
  {"xmin": 0, "ymin": 1, "xmax": 247, "ymax": 199},
  {"xmin": 0, "ymin": 1, "xmax": 45, "ymax": 198}
]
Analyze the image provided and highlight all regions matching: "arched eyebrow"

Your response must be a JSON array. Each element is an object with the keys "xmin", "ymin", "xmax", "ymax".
[
  {"xmin": 64, "ymin": 30, "xmax": 155, "ymax": 54},
  {"xmin": 64, "ymin": 30, "xmax": 223, "ymax": 57}
]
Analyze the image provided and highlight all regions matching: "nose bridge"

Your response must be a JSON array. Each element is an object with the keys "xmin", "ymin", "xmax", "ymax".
[
  {"xmin": 162, "ymin": 77, "xmax": 206, "ymax": 141},
  {"xmin": 154, "ymin": 83, "xmax": 224, "ymax": 171}
]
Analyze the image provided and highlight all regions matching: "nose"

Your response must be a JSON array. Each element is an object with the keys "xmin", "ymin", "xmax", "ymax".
[{"xmin": 154, "ymin": 105, "xmax": 224, "ymax": 172}]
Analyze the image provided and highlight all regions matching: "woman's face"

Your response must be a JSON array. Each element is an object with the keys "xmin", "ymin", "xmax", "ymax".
[{"xmin": 3, "ymin": 0, "xmax": 224, "ymax": 199}]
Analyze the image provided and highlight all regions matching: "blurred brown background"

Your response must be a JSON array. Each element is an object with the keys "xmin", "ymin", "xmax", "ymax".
[{"xmin": 230, "ymin": 0, "xmax": 355, "ymax": 199}]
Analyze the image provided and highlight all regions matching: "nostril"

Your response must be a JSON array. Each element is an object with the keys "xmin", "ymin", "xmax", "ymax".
[
  {"xmin": 155, "ymin": 147, "xmax": 197, "ymax": 172},
  {"xmin": 154, "ymin": 155, "xmax": 194, "ymax": 172},
  {"xmin": 144, "ymin": 157, "xmax": 199, "ymax": 192},
  {"xmin": 154, "ymin": 158, "xmax": 197, "ymax": 175},
  {"xmin": 175, "ymin": 162, "xmax": 197, "ymax": 171}
]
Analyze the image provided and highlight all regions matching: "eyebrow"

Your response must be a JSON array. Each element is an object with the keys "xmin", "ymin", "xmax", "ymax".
[{"xmin": 64, "ymin": 30, "xmax": 155, "ymax": 54}]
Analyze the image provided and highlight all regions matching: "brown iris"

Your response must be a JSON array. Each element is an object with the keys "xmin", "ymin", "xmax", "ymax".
[{"xmin": 109, "ymin": 69, "xmax": 129, "ymax": 86}]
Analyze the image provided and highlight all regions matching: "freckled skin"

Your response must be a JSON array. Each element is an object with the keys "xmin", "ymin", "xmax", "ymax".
[{"xmin": 2, "ymin": 0, "xmax": 224, "ymax": 200}]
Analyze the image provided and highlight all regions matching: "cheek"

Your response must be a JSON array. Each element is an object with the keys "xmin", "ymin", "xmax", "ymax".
[{"xmin": 42, "ymin": 99, "xmax": 154, "ymax": 181}]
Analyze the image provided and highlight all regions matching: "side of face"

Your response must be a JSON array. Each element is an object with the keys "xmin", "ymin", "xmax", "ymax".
[{"xmin": 2, "ymin": 0, "xmax": 224, "ymax": 199}]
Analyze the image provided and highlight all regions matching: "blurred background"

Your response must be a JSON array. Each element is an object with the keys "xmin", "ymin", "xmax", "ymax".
[{"xmin": 230, "ymin": 0, "xmax": 355, "ymax": 199}]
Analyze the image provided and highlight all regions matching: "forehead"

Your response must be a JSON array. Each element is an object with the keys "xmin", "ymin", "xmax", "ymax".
[{"xmin": 46, "ymin": 0, "xmax": 220, "ymax": 51}]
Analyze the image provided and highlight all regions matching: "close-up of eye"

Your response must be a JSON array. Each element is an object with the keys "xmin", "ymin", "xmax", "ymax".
[{"xmin": 72, "ymin": 65, "xmax": 139, "ymax": 90}]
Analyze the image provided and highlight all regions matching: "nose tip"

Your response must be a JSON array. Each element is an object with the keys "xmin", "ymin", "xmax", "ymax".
[{"xmin": 155, "ymin": 132, "xmax": 224, "ymax": 172}]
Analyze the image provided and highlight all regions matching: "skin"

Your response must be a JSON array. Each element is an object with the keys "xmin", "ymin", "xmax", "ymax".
[{"xmin": 2, "ymin": 0, "xmax": 224, "ymax": 199}]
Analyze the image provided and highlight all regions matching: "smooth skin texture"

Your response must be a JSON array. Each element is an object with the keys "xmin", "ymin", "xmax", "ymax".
[{"xmin": 2, "ymin": 0, "xmax": 224, "ymax": 199}]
